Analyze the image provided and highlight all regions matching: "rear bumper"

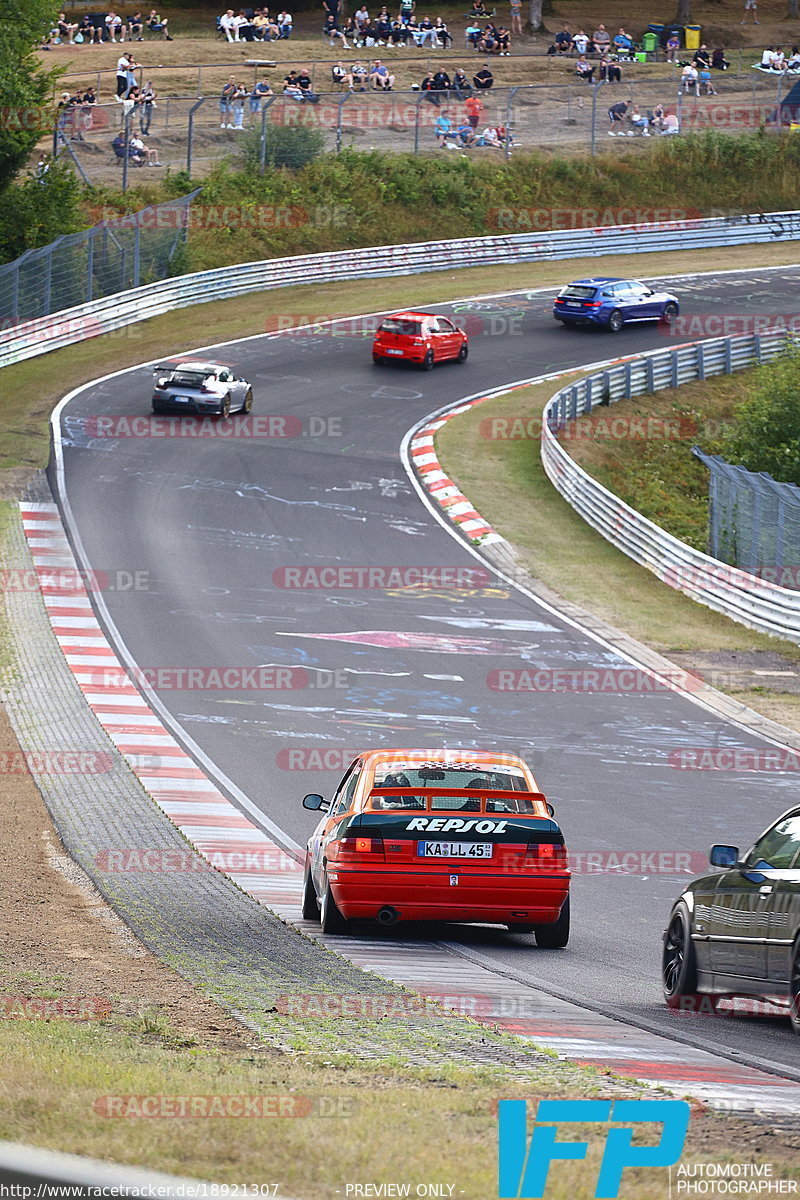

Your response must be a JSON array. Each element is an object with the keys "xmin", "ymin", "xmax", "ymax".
[
  {"xmin": 373, "ymin": 347, "xmax": 427, "ymax": 363},
  {"xmin": 553, "ymin": 310, "xmax": 605, "ymax": 326},
  {"xmin": 330, "ymin": 867, "xmax": 570, "ymax": 924},
  {"xmin": 152, "ymin": 397, "xmax": 223, "ymax": 414}
]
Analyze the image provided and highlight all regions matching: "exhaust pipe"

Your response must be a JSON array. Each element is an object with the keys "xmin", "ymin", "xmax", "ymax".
[{"xmin": 377, "ymin": 906, "xmax": 400, "ymax": 926}]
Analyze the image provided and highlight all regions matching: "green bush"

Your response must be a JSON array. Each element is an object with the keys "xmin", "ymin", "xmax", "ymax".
[
  {"xmin": 241, "ymin": 124, "xmax": 325, "ymax": 173},
  {"xmin": 719, "ymin": 350, "xmax": 800, "ymax": 484}
]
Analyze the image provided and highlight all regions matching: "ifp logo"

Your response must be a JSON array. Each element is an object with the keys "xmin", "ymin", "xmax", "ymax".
[{"xmin": 498, "ymin": 1099, "xmax": 690, "ymax": 1198}]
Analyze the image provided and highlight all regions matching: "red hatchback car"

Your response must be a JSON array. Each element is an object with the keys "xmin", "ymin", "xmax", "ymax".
[
  {"xmin": 372, "ymin": 312, "xmax": 469, "ymax": 369},
  {"xmin": 301, "ymin": 749, "xmax": 571, "ymax": 945}
]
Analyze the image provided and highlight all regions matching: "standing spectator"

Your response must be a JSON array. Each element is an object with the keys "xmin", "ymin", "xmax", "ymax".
[
  {"xmin": 591, "ymin": 24, "xmax": 610, "ymax": 58},
  {"xmin": 665, "ymin": 32, "xmax": 680, "ymax": 62},
  {"xmin": 220, "ymin": 74, "xmax": 237, "ymax": 126},
  {"xmin": 231, "ymin": 81, "xmax": 247, "ymax": 127},
  {"xmin": 465, "ymin": 93, "xmax": 482, "ymax": 127},
  {"xmin": 116, "ymin": 52, "xmax": 137, "ymax": 99},
  {"xmin": 129, "ymin": 11, "xmax": 144, "ymax": 39},
  {"xmin": 250, "ymin": 76, "xmax": 272, "ymax": 119},
  {"xmin": 473, "ymin": 62, "xmax": 494, "ymax": 88},
  {"xmin": 147, "ymin": 10, "xmax": 172, "ymax": 38},
  {"xmin": 510, "ymin": 0, "xmax": 522, "ymax": 36},
  {"xmin": 607, "ymin": 98, "xmax": 630, "ymax": 133},
  {"xmin": 741, "ymin": 0, "xmax": 759, "ymax": 23},
  {"xmin": 398, "ymin": 0, "xmax": 414, "ymax": 22},
  {"xmin": 140, "ymin": 80, "xmax": 156, "ymax": 133}
]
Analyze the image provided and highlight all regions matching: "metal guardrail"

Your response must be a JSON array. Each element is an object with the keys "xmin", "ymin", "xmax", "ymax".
[
  {"xmin": 540, "ymin": 332, "xmax": 800, "ymax": 643},
  {"xmin": 3, "ymin": 210, "xmax": 800, "ymax": 370}
]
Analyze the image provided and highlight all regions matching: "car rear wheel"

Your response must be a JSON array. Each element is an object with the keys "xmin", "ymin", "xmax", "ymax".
[
  {"xmin": 663, "ymin": 302, "xmax": 679, "ymax": 322},
  {"xmin": 421, "ymin": 350, "xmax": 434, "ymax": 371},
  {"xmin": 790, "ymin": 942, "xmax": 800, "ymax": 1034},
  {"xmin": 241, "ymin": 387, "xmax": 253, "ymax": 414},
  {"xmin": 456, "ymin": 343, "xmax": 468, "ymax": 363},
  {"xmin": 320, "ymin": 873, "xmax": 349, "ymax": 935},
  {"xmin": 372, "ymin": 355, "xmax": 386, "ymax": 366},
  {"xmin": 301, "ymin": 857, "xmax": 320, "ymax": 921},
  {"xmin": 218, "ymin": 394, "xmax": 231, "ymax": 419},
  {"xmin": 607, "ymin": 309, "xmax": 624, "ymax": 333},
  {"xmin": 663, "ymin": 902, "xmax": 701, "ymax": 1008},
  {"xmin": 534, "ymin": 895, "xmax": 570, "ymax": 948}
]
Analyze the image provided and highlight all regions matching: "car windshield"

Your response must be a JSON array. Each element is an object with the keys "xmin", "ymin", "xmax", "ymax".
[
  {"xmin": 379, "ymin": 319, "xmax": 422, "ymax": 336},
  {"xmin": 170, "ymin": 370, "xmax": 212, "ymax": 387},
  {"xmin": 560, "ymin": 286, "xmax": 597, "ymax": 299}
]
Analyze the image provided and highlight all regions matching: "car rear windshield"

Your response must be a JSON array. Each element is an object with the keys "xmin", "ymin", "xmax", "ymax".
[
  {"xmin": 170, "ymin": 371, "xmax": 211, "ymax": 387},
  {"xmin": 372, "ymin": 763, "xmax": 531, "ymax": 793},
  {"xmin": 560, "ymin": 286, "xmax": 597, "ymax": 300},
  {"xmin": 379, "ymin": 319, "xmax": 422, "ymax": 336}
]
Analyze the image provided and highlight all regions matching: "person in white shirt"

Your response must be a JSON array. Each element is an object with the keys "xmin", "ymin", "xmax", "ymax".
[
  {"xmin": 277, "ymin": 10, "xmax": 292, "ymax": 37},
  {"xmin": 760, "ymin": 46, "xmax": 776, "ymax": 67},
  {"xmin": 572, "ymin": 28, "xmax": 589, "ymax": 55},
  {"xmin": 105, "ymin": 11, "xmax": 124, "ymax": 41},
  {"xmin": 681, "ymin": 63, "xmax": 699, "ymax": 93},
  {"xmin": 220, "ymin": 9, "xmax": 239, "ymax": 40},
  {"xmin": 130, "ymin": 134, "xmax": 160, "ymax": 164}
]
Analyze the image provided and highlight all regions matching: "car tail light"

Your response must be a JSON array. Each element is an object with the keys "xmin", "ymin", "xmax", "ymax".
[
  {"xmin": 554, "ymin": 298, "xmax": 566, "ymax": 304},
  {"xmin": 525, "ymin": 842, "xmax": 568, "ymax": 871},
  {"xmin": 337, "ymin": 837, "xmax": 386, "ymax": 860}
]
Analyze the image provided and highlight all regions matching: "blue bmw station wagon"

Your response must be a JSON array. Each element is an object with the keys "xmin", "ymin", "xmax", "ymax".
[{"xmin": 553, "ymin": 277, "xmax": 680, "ymax": 332}]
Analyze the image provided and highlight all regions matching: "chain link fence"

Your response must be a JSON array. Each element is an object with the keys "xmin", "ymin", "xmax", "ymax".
[
  {"xmin": 693, "ymin": 448, "xmax": 800, "ymax": 580},
  {"xmin": 52, "ymin": 70, "xmax": 798, "ymax": 188},
  {"xmin": 0, "ymin": 192, "xmax": 198, "ymax": 328}
]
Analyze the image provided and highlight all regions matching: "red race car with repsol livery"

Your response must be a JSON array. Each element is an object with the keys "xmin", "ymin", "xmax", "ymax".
[{"xmin": 301, "ymin": 749, "xmax": 570, "ymax": 945}]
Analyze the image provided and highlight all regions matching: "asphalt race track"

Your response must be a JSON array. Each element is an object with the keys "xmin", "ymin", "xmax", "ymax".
[{"xmin": 53, "ymin": 265, "xmax": 800, "ymax": 1076}]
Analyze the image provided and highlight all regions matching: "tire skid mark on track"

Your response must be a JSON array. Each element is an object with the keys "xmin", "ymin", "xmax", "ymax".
[{"xmin": 20, "ymin": 501, "xmax": 800, "ymax": 1115}]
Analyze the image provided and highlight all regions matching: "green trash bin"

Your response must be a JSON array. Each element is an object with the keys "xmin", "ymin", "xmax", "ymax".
[
  {"xmin": 642, "ymin": 31, "xmax": 658, "ymax": 54},
  {"xmin": 634, "ymin": 50, "xmax": 647, "ymax": 62},
  {"xmin": 684, "ymin": 24, "xmax": 701, "ymax": 49}
]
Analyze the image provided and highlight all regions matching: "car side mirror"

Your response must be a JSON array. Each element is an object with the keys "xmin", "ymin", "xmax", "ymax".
[
  {"xmin": 303, "ymin": 793, "xmax": 326, "ymax": 811},
  {"xmin": 710, "ymin": 844, "xmax": 738, "ymax": 867}
]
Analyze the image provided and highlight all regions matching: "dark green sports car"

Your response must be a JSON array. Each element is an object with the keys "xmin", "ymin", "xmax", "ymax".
[{"xmin": 663, "ymin": 804, "xmax": 800, "ymax": 1032}]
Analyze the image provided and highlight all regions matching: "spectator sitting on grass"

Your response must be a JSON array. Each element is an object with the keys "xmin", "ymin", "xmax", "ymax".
[
  {"xmin": 80, "ymin": 14, "xmax": 103, "ymax": 42},
  {"xmin": 479, "ymin": 23, "xmax": 500, "ymax": 53},
  {"xmin": 220, "ymin": 9, "xmax": 239, "ymax": 40},
  {"xmin": 297, "ymin": 67, "xmax": 319, "ymax": 101},
  {"xmin": 375, "ymin": 12, "xmax": 392, "ymax": 39},
  {"xmin": 416, "ymin": 14, "xmax": 436, "ymax": 45},
  {"xmin": 680, "ymin": 62, "xmax": 699, "ymax": 93},
  {"xmin": 660, "ymin": 110, "xmax": 679, "ymax": 133},
  {"xmin": 277, "ymin": 10, "xmax": 292, "ymax": 36},
  {"xmin": 435, "ymin": 109, "xmax": 453, "ymax": 145},
  {"xmin": 788, "ymin": 46, "xmax": 800, "ymax": 69},
  {"xmin": 699, "ymin": 65, "xmax": 717, "ymax": 93},
  {"xmin": 388, "ymin": 19, "xmax": 408, "ymax": 43},
  {"xmin": 554, "ymin": 23, "xmax": 571, "ymax": 53},
  {"xmin": 470, "ymin": 0, "xmax": 488, "ymax": 15},
  {"xmin": 599, "ymin": 58, "xmax": 621, "ymax": 81},
  {"xmin": 629, "ymin": 106, "xmax": 650, "ymax": 134},
  {"xmin": 711, "ymin": 47, "xmax": 729, "ymax": 69},
  {"xmin": 56, "ymin": 13, "xmax": 79, "ymax": 42},
  {"xmin": 451, "ymin": 67, "xmax": 472, "ymax": 97},
  {"xmin": 473, "ymin": 62, "xmax": 494, "ymax": 88},
  {"xmin": 129, "ymin": 10, "xmax": 144, "ymax": 38},
  {"xmin": 692, "ymin": 43, "xmax": 711, "ymax": 68},
  {"xmin": 591, "ymin": 24, "xmax": 610, "ymax": 57},
  {"xmin": 283, "ymin": 70, "xmax": 304, "ymax": 99},
  {"xmin": 370, "ymin": 58, "xmax": 395, "ymax": 88},
  {"xmin": 575, "ymin": 54, "xmax": 594, "ymax": 82},
  {"xmin": 455, "ymin": 119, "xmax": 475, "ymax": 145},
  {"xmin": 432, "ymin": 67, "xmax": 451, "ymax": 90},
  {"xmin": 105, "ymin": 11, "xmax": 124, "ymax": 41},
  {"xmin": 324, "ymin": 13, "xmax": 349, "ymax": 44},
  {"xmin": 496, "ymin": 26, "xmax": 510, "ymax": 54}
]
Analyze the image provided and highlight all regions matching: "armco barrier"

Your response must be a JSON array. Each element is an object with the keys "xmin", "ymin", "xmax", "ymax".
[
  {"xmin": 2, "ymin": 210, "xmax": 800, "ymax": 369},
  {"xmin": 540, "ymin": 332, "xmax": 800, "ymax": 643}
]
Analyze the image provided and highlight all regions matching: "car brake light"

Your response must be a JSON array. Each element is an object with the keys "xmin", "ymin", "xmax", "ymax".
[
  {"xmin": 337, "ymin": 836, "xmax": 386, "ymax": 859},
  {"xmin": 525, "ymin": 842, "xmax": 568, "ymax": 870},
  {"xmin": 584, "ymin": 302, "xmax": 602, "ymax": 308},
  {"xmin": 554, "ymin": 298, "xmax": 565, "ymax": 304}
]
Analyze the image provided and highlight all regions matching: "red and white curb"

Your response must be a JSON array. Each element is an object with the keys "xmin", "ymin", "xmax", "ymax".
[
  {"xmin": 18, "ymin": 501, "xmax": 800, "ymax": 1115},
  {"xmin": 409, "ymin": 402, "xmax": 504, "ymax": 546}
]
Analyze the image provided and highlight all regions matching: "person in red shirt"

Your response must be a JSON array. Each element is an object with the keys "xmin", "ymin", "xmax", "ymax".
[{"xmin": 465, "ymin": 94, "xmax": 483, "ymax": 129}]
